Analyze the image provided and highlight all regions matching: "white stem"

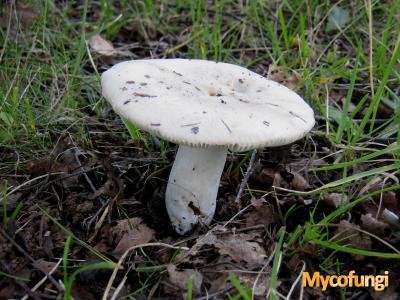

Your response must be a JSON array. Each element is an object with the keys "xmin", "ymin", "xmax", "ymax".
[{"xmin": 166, "ymin": 145, "xmax": 228, "ymax": 234}]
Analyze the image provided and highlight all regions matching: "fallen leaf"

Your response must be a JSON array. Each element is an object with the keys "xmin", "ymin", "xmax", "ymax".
[
  {"xmin": 250, "ymin": 167, "xmax": 276, "ymax": 189},
  {"xmin": 358, "ymin": 177, "xmax": 385, "ymax": 196},
  {"xmin": 361, "ymin": 191, "xmax": 399, "ymax": 219},
  {"xmin": 89, "ymin": 34, "xmax": 133, "ymax": 59},
  {"xmin": 89, "ymin": 35, "xmax": 116, "ymax": 56},
  {"xmin": 215, "ymin": 233, "xmax": 266, "ymax": 269},
  {"xmin": 167, "ymin": 264, "xmax": 203, "ymax": 295},
  {"xmin": 33, "ymin": 259, "xmax": 58, "ymax": 273},
  {"xmin": 177, "ymin": 227, "xmax": 267, "ymax": 269},
  {"xmin": 322, "ymin": 193, "xmax": 343, "ymax": 208},
  {"xmin": 112, "ymin": 218, "xmax": 155, "ymax": 258},
  {"xmin": 89, "ymin": 171, "xmax": 123, "ymax": 199},
  {"xmin": 26, "ymin": 160, "xmax": 66, "ymax": 176},
  {"xmin": 245, "ymin": 198, "xmax": 278, "ymax": 227},
  {"xmin": 237, "ymin": 273, "xmax": 269, "ymax": 297},
  {"xmin": 360, "ymin": 213, "xmax": 387, "ymax": 236},
  {"xmin": 333, "ymin": 220, "xmax": 372, "ymax": 260},
  {"xmin": 273, "ymin": 171, "xmax": 287, "ymax": 188},
  {"xmin": 208, "ymin": 276, "xmax": 230, "ymax": 294},
  {"xmin": 290, "ymin": 172, "xmax": 309, "ymax": 191},
  {"xmin": 213, "ymin": 232, "xmax": 267, "ymax": 268},
  {"xmin": 268, "ymin": 66, "xmax": 301, "ymax": 89},
  {"xmin": 208, "ymin": 271, "xmax": 269, "ymax": 297}
]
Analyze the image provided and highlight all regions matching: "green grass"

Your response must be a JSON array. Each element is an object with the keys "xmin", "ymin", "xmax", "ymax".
[
  {"xmin": 1, "ymin": 0, "xmax": 399, "ymax": 299},
  {"xmin": 62, "ymin": 235, "xmax": 116, "ymax": 300},
  {"xmin": 228, "ymin": 274, "xmax": 252, "ymax": 300}
]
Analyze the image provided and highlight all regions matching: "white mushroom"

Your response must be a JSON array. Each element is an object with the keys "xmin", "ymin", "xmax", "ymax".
[{"xmin": 101, "ymin": 59, "xmax": 315, "ymax": 234}]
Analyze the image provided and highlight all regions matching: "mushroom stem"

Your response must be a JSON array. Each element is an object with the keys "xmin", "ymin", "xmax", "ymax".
[{"xmin": 166, "ymin": 145, "xmax": 228, "ymax": 234}]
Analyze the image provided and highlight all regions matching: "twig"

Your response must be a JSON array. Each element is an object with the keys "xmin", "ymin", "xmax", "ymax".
[
  {"xmin": 88, "ymin": 204, "xmax": 110, "ymax": 243},
  {"xmin": 73, "ymin": 150, "xmax": 97, "ymax": 193},
  {"xmin": 222, "ymin": 203, "xmax": 252, "ymax": 228},
  {"xmin": 285, "ymin": 261, "xmax": 306, "ymax": 300},
  {"xmin": 234, "ymin": 149, "xmax": 257, "ymax": 206},
  {"xmin": 110, "ymin": 272, "xmax": 128, "ymax": 300},
  {"xmin": 0, "ymin": 228, "xmax": 63, "ymax": 293},
  {"xmin": 195, "ymin": 287, "xmax": 235, "ymax": 300},
  {"xmin": 85, "ymin": 198, "xmax": 111, "ymax": 232},
  {"xmin": 252, "ymin": 248, "xmax": 276, "ymax": 300},
  {"xmin": 5, "ymin": 173, "xmax": 60, "ymax": 197},
  {"xmin": 102, "ymin": 243, "xmax": 189, "ymax": 300},
  {"xmin": 9, "ymin": 166, "xmax": 103, "ymax": 195},
  {"xmin": 0, "ymin": 261, "xmax": 41, "ymax": 300},
  {"xmin": 217, "ymin": 224, "xmax": 265, "ymax": 234},
  {"xmin": 21, "ymin": 258, "xmax": 63, "ymax": 300}
]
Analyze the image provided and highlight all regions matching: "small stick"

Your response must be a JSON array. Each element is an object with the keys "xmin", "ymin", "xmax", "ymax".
[
  {"xmin": 0, "ymin": 261, "xmax": 41, "ymax": 300},
  {"xmin": 102, "ymin": 243, "xmax": 189, "ymax": 300},
  {"xmin": 0, "ymin": 228, "xmax": 63, "ymax": 293},
  {"xmin": 73, "ymin": 150, "xmax": 97, "ymax": 193},
  {"xmin": 195, "ymin": 287, "xmax": 235, "ymax": 300},
  {"xmin": 21, "ymin": 258, "xmax": 63, "ymax": 300},
  {"xmin": 85, "ymin": 198, "xmax": 110, "ymax": 233},
  {"xmin": 234, "ymin": 149, "xmax": 257, "ymax": 206}
]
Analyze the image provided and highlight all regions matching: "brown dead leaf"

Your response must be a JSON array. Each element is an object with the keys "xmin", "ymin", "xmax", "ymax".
[
  {"xmin": 208, "ymin": 272, "xmax": 269, "ymax": 297},
  {"xmin": 360, "ymin": 213, "xmax": 387, "ymax": 236},
  {"xmin": 333, "ymin": 220, "xmax": 372, "ymax": 260},
  {"xmin": 167, "ymin": 264, "xmax": 203, "ymax": 295},
  {"xmin": 251, "ymin": 167, "xmax": 275, "ymax": 189},
  {"xmin": 55, "ymin": 148, "xmax": 82, "ymax": 187},
  {"xmin": 89, "ymin": 34, "xmax": 133, "ymax": 59},
  {"xmin": 358, "ymin": 176, "xmax": 395, "ymax": 197},
  {"xmin": 177, "ymin": 228, "xmax": 267, "ymax": 269},
  {"xmin": 112, "ymin": 218, "xmax": 155, "ymax": 258},
  {"xmin": 33, "ymin": 259, "xmax": 58, "ymax": 274},
  {"xmin": 26, "ymin": 160, "xmax": 66, "ymax": 176},
  {"xmin": 238, "ymin": 273, "xmax": 270, "ymax": 297},
  {"xmin": 214, "ymin": 232, "xmax": 267, "ymax": 268},
  {"xmin": 273, "ymin": 172, "xmax": 289, "ymax": 189},
  {"xmin": 290, "ymin": 172, "xmax": 309, "ymax": 191},
  {"xmin": 208, "ymin": 273, "xmax": 230, "ymax": 294},
  {"xmin": 298, "ymin": 242, "xmax": 323, "ymax": 257},
  {"xmin": 361, "ymin": 191, "xmax": 399, "ymax": 219},
  {"xmin": 90, "ymin": 171, "xmax": 123, "ymax": 199},
  {"xmin": 377, "ymin": 102, "xmax": 393, "ymax": 118},
  {"xmin": 89, "ymin": 35, "xmax": 116, "ymax": 56},
  {"xmin": 322, "ymin": 193, "xmax": 343, "ymax": 208},
  {"xmin": 268, "ymin": 66, "xmax": 301, "ymax": 89},
  {"xmin": 245, "ymin": 198, "xmax": 278, "ymax": 227}
]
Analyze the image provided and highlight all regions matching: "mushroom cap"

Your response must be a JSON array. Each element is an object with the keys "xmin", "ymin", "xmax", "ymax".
[{"xmin": 102, "ymin": 59, "xmax": 315, "ymax": 151}]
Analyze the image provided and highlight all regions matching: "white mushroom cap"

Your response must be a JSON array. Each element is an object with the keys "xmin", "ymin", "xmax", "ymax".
[{"xmin": 101, "ymin": 59, "xmax": 315, "ymax": 151}]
